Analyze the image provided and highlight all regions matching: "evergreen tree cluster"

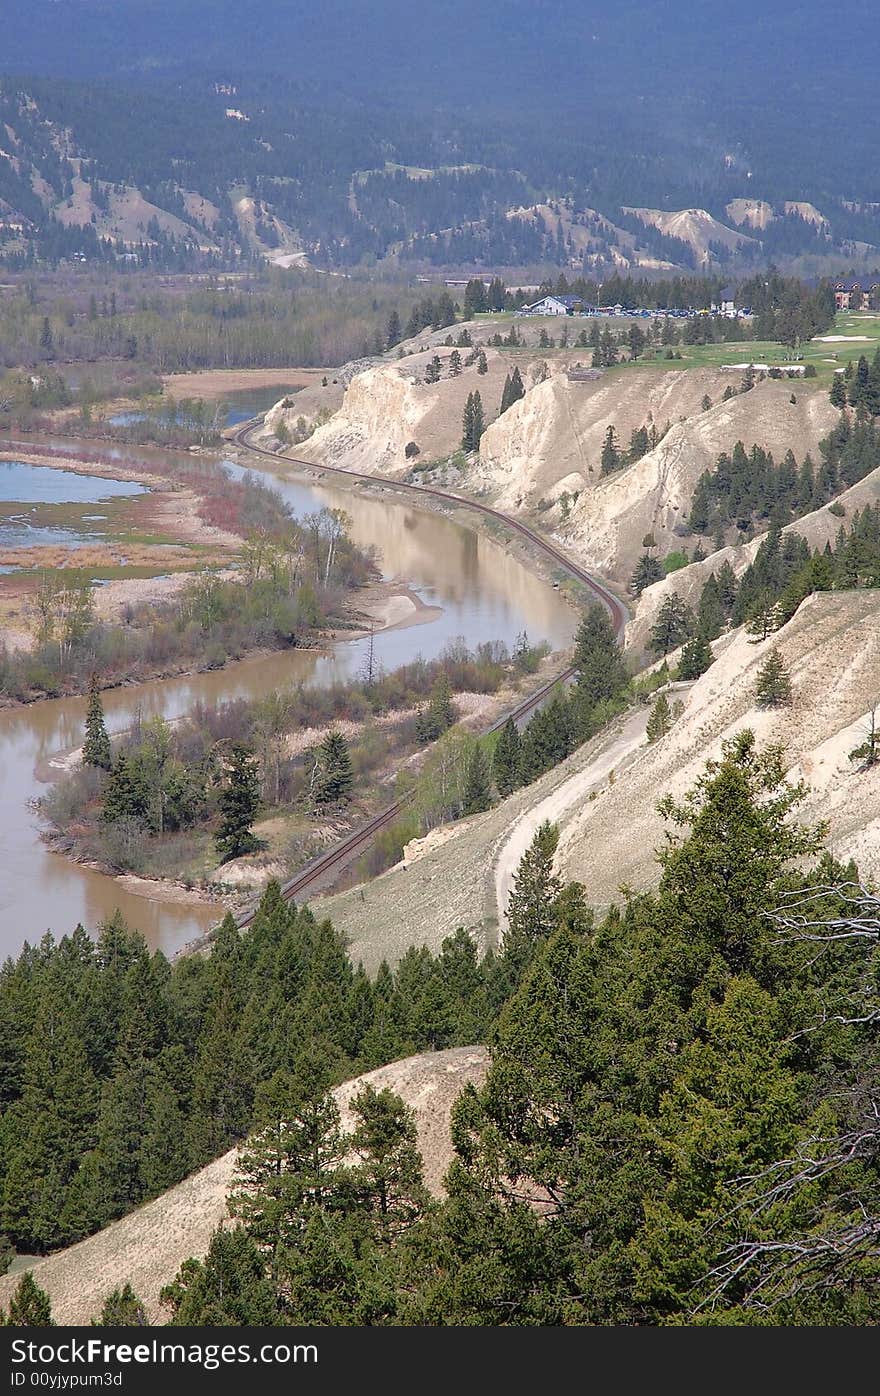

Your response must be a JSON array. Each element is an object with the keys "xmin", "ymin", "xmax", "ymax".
[
  {"xmin": 499, "ymin": 366, "xmax": 525, "ymax": 415},
  {"xmin": 693, "ymin": 504, "xmax": 880, "ymax": 647},
  {"xmin": 833, "ymin": 350, "xmax": 880, "ymax": 415},
  {"xmin": 462, "ymin": 277, "xmax": 508, "ymax": 318},
  {"xmin": 493, "ymin": 606, "xmax": 629, "ymax": 796},
  {"xmin": 687, "ymin": 419, "xmax": 880, "ymax": 542},
  {"xmin": 599, "ymin": 420, "xmax": 659, "ymax": 477},
  {"xmin": 0, "ymin": 889, "xmax": 509, "ymax": 1255},
  {"xmin": 402, "ymin": 293, "xmax": 457, "ymax": 341},
  {"xmin": 9, "ymin": 735, "xmax": 880, "ymax": 1326},
  {"xmin": 414, "ymin": 673, "xmax": 458, "ymax": 743},
  {"xmin": 310, "ymin": 729, "xmax": 354, "ymax": 809},
  {"xmin": 133, "ymin": 734, "xmax": 880, "ymax": 1327}
]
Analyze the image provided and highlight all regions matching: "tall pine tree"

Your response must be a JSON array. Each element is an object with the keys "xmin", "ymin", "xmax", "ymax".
[
  {"xmin": 492, "ymin": 717, "xmax": 522, "ymax": 797},
  {"xmin": 216, "ymin": 745, "xmax": 261, "ymax": 862},
  {"xmin": 83, "ymin": 673, "xmax": 111, "ymax": 771}
]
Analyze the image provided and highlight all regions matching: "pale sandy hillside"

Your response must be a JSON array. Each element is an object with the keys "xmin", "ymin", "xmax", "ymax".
[
  {"xmin": 475, "ymin": 365, "xmax": 723, "ymax": 517},
  {"xmin": 232, "ymin": 194, "xmax": 303, "ymax": 260},
  {"xmin": 475, "ymin": 372, "xmax": 836, "ymax": 582},
  {"xmin": 0, "ymin": 1048, "xmax": 489, "ymax": 1327},
  {"xmin": 262, "ymin": 348, "xmax": 516, "ymax": 473},
  {"xmin": 725, "ymin": 199, "xmax": 830, "ymax": 233},
  {"xmin": 180, "ymin": 189, "xmax": 222, "ymax": 230},
  {"xmin": 627, "ymin": 463, "xmax": 880, "ymax": 654},
  {"xmin": 559, "ymin": 379, "xmax": 838, "ymax": 582},
  {"xmin": 320, "ymin": 712, "xmax": 655, "ymax": 972},
  {"xmin": 726, "ymin": 199, "xmax": 776, "ymax": 230},
  {"xmin": 623, "ymin": 206, "xmax": 757, "ymax": 260},
  {"xmin": 319, "ymin": 594, "xmax": 880, "ymax": 979},
  {"xmin": 560, "ymin": 590, "xmax": 880, "ymax": 902},
  {"xmin": 784, "ymin": 200, "xmax": 830, "ymax": 229},
  {"xmin": 55, "ymin": 175, "xmax": 212, "ymax": 247},
  {"xmin": 507, "ymin": 202, "xmax": 678, "ymax": 272},
  {"xmin": 258, "ymin": 345, "xmax": 840, "ymax": 590}
]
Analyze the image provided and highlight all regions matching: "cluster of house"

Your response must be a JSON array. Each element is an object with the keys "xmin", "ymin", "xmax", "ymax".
[
  {"xmin": 833, "ymin": 279, "xmax": 880, "ymax": 311},
  {"xmin": 517, "ymin": 289, "xmax": 745, "ymax": 319}
]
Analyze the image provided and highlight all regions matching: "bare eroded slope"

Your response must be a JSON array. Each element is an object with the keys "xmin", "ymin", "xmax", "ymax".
[{"xmin": 561, "ymin": 591, "xmax": 880, "ymax": 901}]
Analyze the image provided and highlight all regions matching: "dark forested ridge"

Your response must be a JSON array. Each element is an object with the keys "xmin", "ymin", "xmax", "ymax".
[{"xmin": 2, "ymin": 2, "xmax": 880, "ymax": 270}]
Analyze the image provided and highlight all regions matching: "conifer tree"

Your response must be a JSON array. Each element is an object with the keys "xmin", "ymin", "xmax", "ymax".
[
  {"xmin": 139, "ymin": 1050, "xmax": 191, "ymax": 1195},
  {"xmin": 599, "ymin": 325, "xmax": 617, "ymax": 366},
  {"xmin": 314, "ymin": 730, "xmax": 353, "ymax": 806},
  {"xmin": 574, "ymin": 605, "xmax": 628, "ymax": 707},
  {"xmin": 230, "ymin": 1056, "xmax": 345, "ymax": 1255},
  {"xmin": 849, "ymin": 708, "xmax": 879, "ymax": 771},
  {"xmin": 215, "ymin": 744, "xmax": 261, "ymax": 862},
  {"xmin": 83, "ymin": 672, "xmax": 112, "ymax": 771},
  {"xmin": 476, "ymin": 351, "xmax": 488, "ymax": 375},
  {"xmin": 630, "ymin": 552, "xmax": 664, "ymax": 596},
  {"xmin": 677, "ymin": 633, "xmax": 714, "ymax": 681},
  {"xmin": 697, "ymin": 575, "xmax": 726, "ymax": 640},
  {"xmin": 628, "ymin": 323, "xmax": 646, "ymax": 360},
  {"xmin": 349, "ymin": 1085, "xmax": 428, "ymax": 1244},
  {"xmin": 506, "ymin": 821, "xmax": 562, "ymax": 956},
  {"xmin": 424, "ymin": 354, "xmax": 441, "ymax": 384},
  {"xmin": 386, "ymin": 310, "xmax": 402, "ymax": 350},
  {"xmin": 188, "ymin": 965, "xmax": 253, "ymax": 1163},
  {"xmin": 1, "ymin": 996, "xmax": 99, "ymax": 1251},
  {"xmin": 747, "ymin": 597, "xmax": 782, "ymax": 641},
  {"xmin": 492, "ymin": 716, "xmax": 522, "ymax": 797},
  {"xmin": 755, "ymin": 649, "xmax": 792, "ymax": 708},
  {"xmin": 646, "ymin": 693, "xmax": 673, "ymax": 742},
  {"xmin": 101, "ymin": 752, "xmax": 149, "ymax": 825},
  {"xmin": 94, "ymin": 1284, "xmax": 148, "ymax": 1326},
  {"xmin": 3, "ymin": 1273, "xmax": 54, "ymax": 1326},
  {"xmin": 627, "ymin": 425, "xmax": 650, "ymax": 462},
  {"xmin": 715, "ymin": 559, "xmax": 739, "ymax": 616},
  {"xmin": 469, "ymin": 390, "xmax": 485, "ymax": 449},
  {"xmin": 600, "ymin": 425, "xmax": 621, "ymax": 474},
  {"xmin": 161, "ymin": 1227, "xmax": 280, "ymax": 1325},
  {"xmin": 416, "ymin": 672, "xmax": 457, "ymax": 742},
  {"xmin": 461, "ymin": 743, "xmax": 493, "ymax": 815},
  {"xmin": 461, "ymin": 392, "xmax": 475, "ymax": 451},
  {"xmin": 649, "ymin": 593, "xmax": 695, "ymax": 656},
  {"xmin": 499, "ymin": 366, "xmax": 525, "ymax": 414}
]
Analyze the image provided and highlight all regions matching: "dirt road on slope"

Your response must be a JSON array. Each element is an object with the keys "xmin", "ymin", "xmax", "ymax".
[{"xmin": 494, "ymin": 707, "xmax": 649, "ymax": 933}]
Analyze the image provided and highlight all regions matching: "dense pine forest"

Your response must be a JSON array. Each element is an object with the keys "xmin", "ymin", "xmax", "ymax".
[
  {"xmin": 5, "ymin": 732, "xmax": 879, "ymax": 1325},
  {"xmin": 3, "ymin": 4, "xmax": 880, "ymax": 274}
]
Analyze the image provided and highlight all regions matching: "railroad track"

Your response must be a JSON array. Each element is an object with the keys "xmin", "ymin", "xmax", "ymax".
[
  {"xmin": 186, "ymin": 421, "xmax": 629, "ymax": 944},
  {"xmin": 234, "ymin": 656, "xmax": 580, "ymax": 930},
  {"xmin": 230, "ymin": 422, "xmax": 628, "ymax": 634}
]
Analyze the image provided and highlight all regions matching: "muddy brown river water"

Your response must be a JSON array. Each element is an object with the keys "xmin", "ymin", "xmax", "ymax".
[{"xmin": 0, "ymin": 433, "xmax": 576, "ymax": 960}]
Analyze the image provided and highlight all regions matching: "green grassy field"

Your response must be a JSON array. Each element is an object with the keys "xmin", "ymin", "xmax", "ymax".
[{"xmin": 476, "ymin": 310, "xmax": 880, "ymax": 388}]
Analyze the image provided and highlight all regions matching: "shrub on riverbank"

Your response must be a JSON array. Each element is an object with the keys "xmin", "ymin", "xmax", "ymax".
[
  {"xmin": 37, "ymin": 637, "xmax": 551, "ymax": 879},
  {"xmin": 0, "ymin": 462, "xmax": 376, "ymax": 702}
]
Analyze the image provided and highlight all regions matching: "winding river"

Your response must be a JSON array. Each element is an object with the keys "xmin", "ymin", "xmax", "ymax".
[{"xmin": 0, "ymin": 432, "xmax": 576, "ymax": 961}]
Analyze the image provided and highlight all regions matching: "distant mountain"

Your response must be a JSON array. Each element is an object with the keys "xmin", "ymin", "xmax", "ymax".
[{"xmin": 2, "ymin": 3, "xmax": 880, "ymax": 271}]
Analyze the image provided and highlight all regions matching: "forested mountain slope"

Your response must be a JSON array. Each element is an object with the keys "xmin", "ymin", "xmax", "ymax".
[{"xmin": 2, "ymin": 2, "xmax": 880, "ymax": 269}]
